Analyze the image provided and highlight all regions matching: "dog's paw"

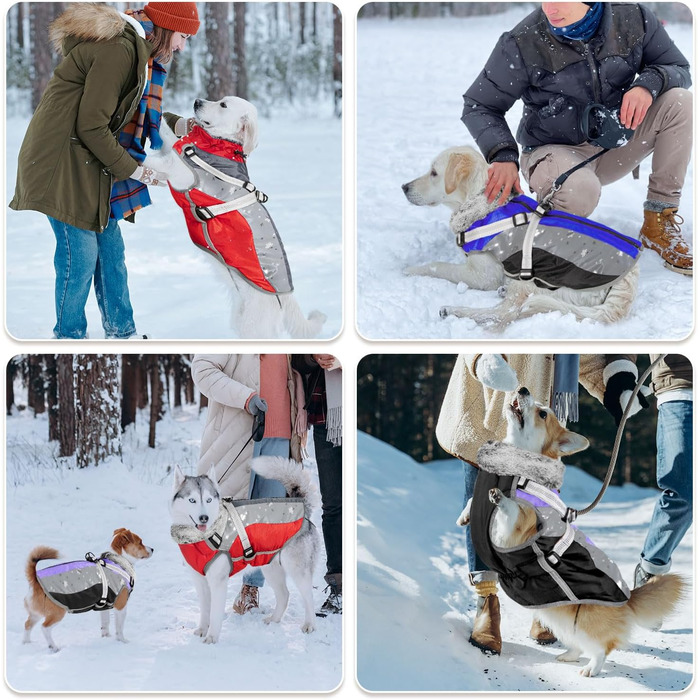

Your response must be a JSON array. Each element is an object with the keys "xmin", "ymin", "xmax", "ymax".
[
  {"xmin": 116, "ymin": 635, "xmax": 129, "ymax": 644},
  {"xmin": 300, "ymin": 622, "xmax": 315, "ymax": 634},
  {"xmin": 48, "ymin": 644, "xmax": 60, "ymax": 654},
  {"xmin": 264, "ymin": 614, "xmax": 281, "ymax": 625},
  {"xmin": 203, "ymin": 634, "xmax": 219, "ymax": 644},
  {"xmin": 193, "ymin": 627, "xmax": 207, "ymax": 637},
  {"xmin": 579, "ymin": 665, "xmax": 598, "ymax": 677},
  {"xmin": 456, "ymin": 499, "xmax": 472, "ymax": 526},
  {"xmin": 556, "ymin": 649, "xmax": 582, "ymax": 663},
  {"xmin": 439, "ymin": 306, "xmax": 451, "ymax": 319},
  {"xmin": 101, "ymin": 630, "xmax": 111, "ymax": 638}
]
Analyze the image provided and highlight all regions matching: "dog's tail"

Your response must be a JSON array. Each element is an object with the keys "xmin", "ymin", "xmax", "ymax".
[
  {"xmin": 280, "ymin": 296, "xmax": 327, "ymax": 339},
  {"xmin": 521, "ymin": 265, "xmax": 638, "ymax": 323},
  {"xmin": 627, "ymin": 573, "xmax": 687, "ymax": 629},
  {"xmin": 26, "ymin": 546, "xmax": 60, "ymax": 586},
  {"xmin": 251, "ymin": 456, "xmax": 320, "ymax": 515}
]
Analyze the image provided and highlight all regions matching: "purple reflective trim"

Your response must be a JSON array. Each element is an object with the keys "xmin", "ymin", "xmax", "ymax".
[
  {"xmin": 515, "ymin": 489, "xmax": 549, "ymax": 509},
  {"xmin": 36, "ymin": 560, "xmax": 93, "ymax": 578},
  {"xmin": 103, "ymin": 558, "xmax": 133, "ymax": 590}
]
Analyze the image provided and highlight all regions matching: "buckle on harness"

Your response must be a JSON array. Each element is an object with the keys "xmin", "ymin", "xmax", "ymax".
[
  {"xmin": 256, "ymin": 191, "xmax": 269, "ymax": 203},
  {"xmin": 242, "ymin": 180, "xmax": 256, "ymax": 193},
  {"xmin": 512, "ymin": 212, "xmax": 528, "ymax": 227},
  {"xmin": 520, "ymin": 268, "xmax": 533, "ymax": 280},
  {"xmin": 243, "ymin": 544, "xmax": 256, "ymax": 560},
  {"xmin": 194, "ymin": 205, "xmax": 215, "ymax": 222},
  {"xmin": 546, "ymin": 552, "xmax": 561, "ymax": 567},
  {"xmin": 208, "ymin": 532, "xmax": 223, "ymax": 549},
  {"xmin": 182, "ymin": 144, "xmax": 196, "ymax": 159},
  {"xmin": 564, "ymin": 507, "xmax": 578, "ymax": 523}
]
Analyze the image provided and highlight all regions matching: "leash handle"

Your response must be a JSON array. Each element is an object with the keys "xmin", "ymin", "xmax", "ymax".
[{"xmin": 576, "ymin": 354, "xmax": 666, "ymax": 517}]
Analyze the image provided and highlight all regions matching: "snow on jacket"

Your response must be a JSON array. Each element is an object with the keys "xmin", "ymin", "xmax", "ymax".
[
  {"xmin": 9, "ymin": 4, "xmax": 170, "ymax": 232},
  {"xmin": 36, "ymin": 552, "xmax": 134, "ymax": 613},
  {"xmin": 191, "ymin": 355, "xmax": 302, "ymax": 499},
  {"xmin": 462, "ymin": 3, "xmax": 691, "ymax": 164},
  {"xmin": 171, "ymin": 498, "xmax": 307, "ymax": 576},
  {"xmin": 435, "ymin": 354, "xmax": 612, "ymax": 465}
]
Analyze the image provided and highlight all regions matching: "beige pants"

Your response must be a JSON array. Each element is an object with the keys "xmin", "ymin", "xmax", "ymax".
[{"xmin": 520, "ymin": 88, "xmax": 692, "ymax": 217}]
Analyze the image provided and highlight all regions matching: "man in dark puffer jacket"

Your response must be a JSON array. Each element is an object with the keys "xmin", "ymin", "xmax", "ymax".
[{"xmin": 462, "ymin": 2, "xmax": 692, "ymax": 275}]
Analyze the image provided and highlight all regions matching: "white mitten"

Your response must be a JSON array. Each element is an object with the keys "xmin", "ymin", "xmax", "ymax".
[
  {"xmin": 475, "ymin": 355, "xmax": 518, "ymax": 392},
  {"xmin": 131, "ymin": 164, "xmax": 169, "ymax": 187}
]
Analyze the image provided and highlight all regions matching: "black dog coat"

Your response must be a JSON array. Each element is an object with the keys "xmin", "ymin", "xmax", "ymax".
[
  {"xmin": 36, "ymin": 552, "xmax": 134, "ymax": 613},
  {"xmin": 470, "ymin": 442, "xmax": 630, "ymax": 609}
]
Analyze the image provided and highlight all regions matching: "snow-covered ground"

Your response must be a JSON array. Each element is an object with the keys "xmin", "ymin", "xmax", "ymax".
[
  {"xmin": 357, "ymin": 10, "xmax": 694, "ymax": 339},
  {"xmin": 5, "ymin": 108, "xmax": 342, "ymax": 340},
  {"xmin": 5, "ymin": 400, "xmax": 342, "ymax": 693},
  {"xmin": 357, "ymin": 431, "xmax": 693, "ymax": 692}
]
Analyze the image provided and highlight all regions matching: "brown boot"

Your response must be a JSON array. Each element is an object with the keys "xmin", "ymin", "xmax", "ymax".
[
  {"xmin": 529, "ymin": 617, "xmax": 557, "ymax": 645},
  {"xmin": 232, "ymin": 584, "xmax": 259, "ymax": 614},
  {"xmin": 640, "ymin": 208, "xmax": 693, "ymax": 275},
  {"xmin": 469, "ymin": 581, "xmax": 501, "ymax": 656}
]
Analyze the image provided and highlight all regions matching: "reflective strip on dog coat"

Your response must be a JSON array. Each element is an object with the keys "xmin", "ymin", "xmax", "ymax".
[
  {"xmin": 457, "ymin": 194, "xmax": 641, "ymax": 291},
  {"xmin": 169, "ymin": 126, "xmax": 293, "ymax": 295},
  {"xmin": 36, "ymin": 553, "xmax": 134, "ymax": 614},
  {"xmin": 470, "ymin": 442, "xmax": 630, "ymax": 609},
  {"xmin": 173, "ymin": 498, "xmax": 306, "ymax": 576}
]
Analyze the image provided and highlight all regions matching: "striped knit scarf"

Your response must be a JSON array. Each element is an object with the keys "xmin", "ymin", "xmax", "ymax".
[{"xmin": 110, "ymin": 10, "xmax": 167, "ymax": 222}]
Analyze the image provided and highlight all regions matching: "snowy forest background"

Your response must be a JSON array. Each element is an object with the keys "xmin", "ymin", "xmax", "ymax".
[{"xmin": 5, "ymin": 2, "xmax": 342, "ymax": 117}]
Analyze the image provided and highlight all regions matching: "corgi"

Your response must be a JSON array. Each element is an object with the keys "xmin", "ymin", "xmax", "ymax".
[
  {"xmin": 23, "ymin": 528, "xmax": 153, "ymax": 652},
  {"xmin": 462, "ymin": 387, "xmax": 686, "ymax": 677}
]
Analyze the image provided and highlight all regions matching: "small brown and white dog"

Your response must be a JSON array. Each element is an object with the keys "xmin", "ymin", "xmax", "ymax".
[
  {"xmin": 402, "ymin": 146, "xmax": 638, "ymax": 328},
  {"xmin": 459, "ymin": 388, "xmax": 685, "ymax": 676},
  {"xmin": 23, "ymin": 528, "xmax": 153, "ymax": 652}
]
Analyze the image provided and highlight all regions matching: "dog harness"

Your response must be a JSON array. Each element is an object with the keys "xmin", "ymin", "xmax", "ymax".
[
  {"xmin": 169, "ymin": 126, "xmax": 293, "ymax": 295},
  {"xmin": 470, "ymin": 441, "xmax": 630, "ymax": 609},
  {"xmin": 36, "ymin": 552, "xmax": 135, "ymax": 613},
  {"xmin": 172, "ymin": 497, "xmax": 307, "ymax": 576},
  {"xmin": 457, "ymin": 194, "xmax": 641, "ymax": 291}
]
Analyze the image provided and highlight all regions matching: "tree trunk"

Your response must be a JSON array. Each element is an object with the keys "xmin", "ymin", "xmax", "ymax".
[
  {"xmin": 57, "ymin": 354, "xmax": 76, "ymax": 457},
  {"xmin": 299, "ymin": 2, "xmax": 306, "ymax": 44},
  {"xmin": 6, "ymin": 357, "xmax": 18, "ymax": 415},
  {"xmin": 233, "ymin": 3, "xmax": 247, "ymax": 99},
  {"xmin": 75, "ymin": 355, "xmax": 121, "ymax": 467},
  {"xmin": 121, "ymin": 354, "xmax": 139, "ymax": 430},
  {"xmin": 205, "ymin": 2, "xmax": 235, "ymax": 99},
  {"xmin": 148, "ymin": 356, "xmax": 162, "ymax": 448},
  {"xmin": 27, "ymin": 354, "xmax": 46, "ymax": 415},
  {"xmin": 46, "ymin": 354, "xmax": 59, "ymax": 442},
  {"xmin": 30, "ymin": 2, "xmax": 58, "ymax": 110}
]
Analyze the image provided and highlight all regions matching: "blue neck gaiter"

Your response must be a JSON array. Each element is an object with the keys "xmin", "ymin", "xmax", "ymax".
[{"xmin": 549, "ymin": 3, "xmax": 603, "ymax": 41}]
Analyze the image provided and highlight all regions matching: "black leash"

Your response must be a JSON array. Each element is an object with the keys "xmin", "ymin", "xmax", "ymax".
[{"xmin": 541, "ymin": 148, "xmax": 610, "ymax": 208}]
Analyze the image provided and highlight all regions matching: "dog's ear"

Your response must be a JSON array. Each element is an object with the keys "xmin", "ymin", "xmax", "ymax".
[
  {"xmin": 555, "ymin": 429, "xmax": 590, "ymax": 456},
  {"xmin": 111, "ymin": 528, "xmax": 132, "ymax": 554},
  {"xmin": 173, "ymin": 465, "xmax": 186, "ymax": 491},
  {"xmin": 444, "ymin": 152, "xmax": 475, "ymax": 196},
  {"xmin": 240, "ymin": 109, "xmax": 259, "ymax": 155}
]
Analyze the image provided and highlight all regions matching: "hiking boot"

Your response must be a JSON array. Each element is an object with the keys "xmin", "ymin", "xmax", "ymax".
[
  {"xmin": 316, "ymin": 573, "xmax": 342, "ymax": 617},
  {"xmin": 529, "ymin": 617, "xmax": 557, "ymax": 645},
  {"xmin": 469, "ymin": 594, "xmax": 502, "ymax": 656},
  {"xmin": 640, "ymin": 208, "xmax": 693, "ymax": 275},
  {"xmin": 633, "ymin": 562, "xmax": 657, "ymax": 589},
  {"xmin": 232, "ymin": 584, "xmax": 259, "ymax": 614}
]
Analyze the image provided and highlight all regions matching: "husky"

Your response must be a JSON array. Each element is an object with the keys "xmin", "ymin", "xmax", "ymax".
[
  {"xmin": 458, "ymin": 387, "xmax": 686, "ymax": 676},
  {"xmin": 170, "ymin": 457, "xmax": 320, "ymax": 644},
  {"xmin": 145, "ymin": 96, "xmax": 327, "ymax": 340},
  {"xmin": 23, "ymin": 528, "xmax": 153, "ymax": 652}
]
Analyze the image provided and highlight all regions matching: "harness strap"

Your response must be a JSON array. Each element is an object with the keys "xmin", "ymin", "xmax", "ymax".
[
  {"xmin": 519, "ymin": 204, "xmax": 549, "ymax": 280},
  {"xmin": 546, "ymin": 522, "xmax": 576, "ymax": 566},
  {"xmin": 85, "ymin": 552, "xmax": 110, "ymax": 609},
  {"xmin": 516, "ymin": 478, "xmax": 571, "ymax": 518},
  {"xmin": 104, "ymin": 562, "xmax": 134, "ymax": 591},
  {"xmin": 182, "ymin": 145, "xmax": 268, "ymax": 203},
  {"xmin": 222, "ymin": 501, "xmax": 256, "ymax": 560},
  {"xmin": 194, "ymin": 191, "xmax": 266, "ymax": 222},
  {"xmin": 457, "ymin": 211, "xmax": 531, "ymax": 247}
]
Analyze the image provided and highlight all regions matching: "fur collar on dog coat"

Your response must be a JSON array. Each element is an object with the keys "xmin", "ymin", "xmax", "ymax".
[
  {"xmin": 36, "ymin": 552, "xmax": 135, "ymax": 613},
  {"xmin": 470, "ymin": 441, "xmax": 630, "ymax": 608},
  {"xmin": 169, "ymin": 126, "xmax": 294, "ymax": 295},
  {"xmin": 172, "ymin": 497, "xmax": 307, "ymax": 576}
]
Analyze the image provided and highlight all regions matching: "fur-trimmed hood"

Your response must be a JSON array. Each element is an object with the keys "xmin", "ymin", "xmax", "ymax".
[
  {"xmin": 49, "ymin": 3, "xmax": 129, "ymax": 55},
  {"xmin": 477, "ymin": 440, "xmax": 565, "ymax": 490}
]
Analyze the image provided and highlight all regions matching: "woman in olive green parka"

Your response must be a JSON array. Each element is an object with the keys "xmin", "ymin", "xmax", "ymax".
[{"xmin": 9, "ymin": 2, "xmax": 200, "ymax": 339}]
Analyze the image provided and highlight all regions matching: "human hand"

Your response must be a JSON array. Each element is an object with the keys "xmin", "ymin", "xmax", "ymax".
[
  {"xmin": 475, "ymin": 355, "xmax": 518, "ymax": 392},
  {"xmin": 131, "ymin": 164, "xmax": 169, "ymax": 187},
  {"xmin": 603, "ymin": 370, "xmax": 651, "ymax": 426},
  {"xmin": 246, "ymin": 394, "xmax": 268, "ymax": 416},
  {"xmin": 313, "ymin": 354, "xmax": 340, "ymax": 370},
  {"xmin": 485, "ymin": 162, "xmax": 522, "ymax": 206},
  {"xmin": 620, "ymin": 86, "xmax": 653, "ymax": 130},
  {"xmin": 174, "ymin": 116, "xmax": 198, "ymax": 137}
]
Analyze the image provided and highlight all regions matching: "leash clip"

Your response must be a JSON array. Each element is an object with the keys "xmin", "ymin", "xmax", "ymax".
[{"xmin": 194, "ymin": 205, "xmax": 215, "ymax": 222}]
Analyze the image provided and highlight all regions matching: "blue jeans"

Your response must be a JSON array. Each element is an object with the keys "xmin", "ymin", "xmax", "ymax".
[
  {"xmin": 49, "ymin": 216, "xmax": 136, "ymax": 339},
  {"xmin": 242, "ymin": 437, "xmax": 290, "ymax": 588},
  {"xmin": 463, "ymin": 461, "xmax": 497, "ymax": 583},
  {"xmin": 640, "ymin": 400, "xmax": 693, "ymax": 573}
]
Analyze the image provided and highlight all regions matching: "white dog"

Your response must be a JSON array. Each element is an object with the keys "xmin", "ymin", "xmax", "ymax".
[
  {"xmin": 402, "ymin": 146, "xmax": 638, "ymax": 329},
  {"xmin": 170, "ymin": 458, "xmax": 320, "ymax": 644},
  {"xmin": 146, "ymin": 96, "xmax": 326, "ymax": 339}
]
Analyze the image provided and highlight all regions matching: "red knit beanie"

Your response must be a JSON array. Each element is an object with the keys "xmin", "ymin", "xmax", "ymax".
[{"xmin": 143, "ymin": 2, "xmax": 200, "ymax": 34}]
